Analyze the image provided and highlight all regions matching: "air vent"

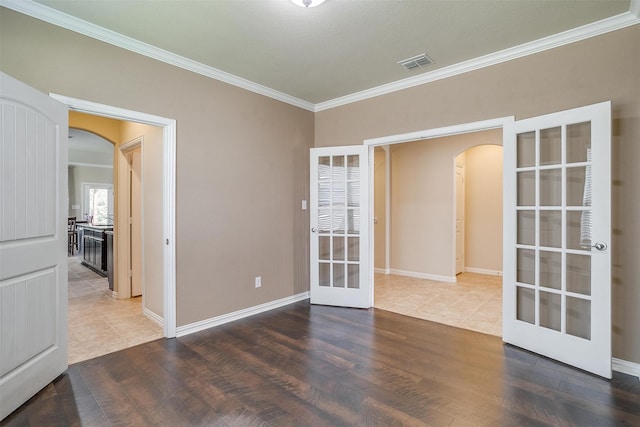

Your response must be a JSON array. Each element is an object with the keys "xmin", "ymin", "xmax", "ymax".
[{"xmin": 398, "ymin": 53, "xmax": 434, "ymax": 71}]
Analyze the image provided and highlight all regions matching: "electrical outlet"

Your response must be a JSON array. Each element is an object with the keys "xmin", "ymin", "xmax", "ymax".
[{"xmin": 255, "ymin": 276, "xmax": 262, "ymax": 288}]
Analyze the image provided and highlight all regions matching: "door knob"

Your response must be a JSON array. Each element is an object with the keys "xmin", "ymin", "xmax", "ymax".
[
  {"xmin": 592, "ymin": 242, "xmax": 607, "ymax": 251},
  {"xmin": 311, "ymin": 228, "xmax": 317, "ymax": 233}
]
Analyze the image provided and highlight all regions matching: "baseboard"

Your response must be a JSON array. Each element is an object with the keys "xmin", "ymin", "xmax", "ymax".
[
  {"xmin": 143, "ymin": 307, "xmax": 164, "ymax": 328},
  {"xmin": 176, "ymin": 291, "xmax": 310, "ymax": 337},
  {"xmin": 389, "ymin": 268, "xmax": 456, "ymax": 283},
  {"xmin": 464, "ymin": 267, "xmax": 503, "ymax": 276},
  {"xmin": 612, "ymin": 358, "xmax": 640, "ymax": 380},
  {"xmin": 374, "ymin": 268, "xmax": 390, "ymax": 274}
]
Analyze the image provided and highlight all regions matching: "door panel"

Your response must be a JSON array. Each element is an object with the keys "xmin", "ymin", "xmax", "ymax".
[
  {"xmin": 503, "ymin": 102, "xmax": 611, "ymax": 378},
  {"xmin": 0, "ymin": 72, "xmax": 68, "ymax": 419},
  {"xmin": 310, "ymin": 146, "xmax": 371, "ymax": 308}
]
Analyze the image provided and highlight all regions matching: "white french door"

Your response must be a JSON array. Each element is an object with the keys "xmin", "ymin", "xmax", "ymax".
[
  {"xmin": 0, "ymin": 72, "xmax": 68, "ymax": 419},
  {"xmin": 503, "ymin": 101, "xmax": 611, "ymax": 378},
  {"xmin": 310, "ymin": 146, "xmax": 371, "ymax": 308}
]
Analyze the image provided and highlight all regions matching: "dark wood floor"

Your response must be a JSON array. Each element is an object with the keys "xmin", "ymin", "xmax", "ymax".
[{"xmin": 3, "ymin": 301, "xmax": 640, "ymax": 427}]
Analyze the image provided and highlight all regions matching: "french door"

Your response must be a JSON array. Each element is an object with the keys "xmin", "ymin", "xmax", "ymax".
[
  {"xmin": 0, "ymin": 72, "xmax": 68, "ymax": 419},
  {"xmin": 310, "ymin": 146, "xmax": 371, "ymax": 308},
  {"xmin": 503, "ymin": 101, "xmax": 611, "ymax": 378}
]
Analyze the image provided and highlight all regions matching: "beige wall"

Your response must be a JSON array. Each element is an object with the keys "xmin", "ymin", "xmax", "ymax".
[
  {"xmin": 0, "ymin": 8, "xmax": 314, "ymax": 327},
  {"xmin": 464, "ymin": 145, "xmax": 503, "ymax": 273},
  {"xmin": 389, "ymin": 130, "xmax": 502, "ymax": 278},
  {"xmin": 316, "ymin": 25, "xmax": 640, "ymax": 362}
]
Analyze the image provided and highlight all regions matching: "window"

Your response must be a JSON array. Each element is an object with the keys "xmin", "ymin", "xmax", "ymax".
[{"xmin": 82, "ymin": 183, "xmax": 114, "ymax": 225}]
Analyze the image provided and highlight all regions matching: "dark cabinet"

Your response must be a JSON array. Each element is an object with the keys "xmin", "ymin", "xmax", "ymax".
[
  {"xmin": 106, "ymin": 231, "xmax": 114, "ymax": 290},
  {"xmin": 79, "ymin": 225, "xmax": 112, "ymax": 276}
]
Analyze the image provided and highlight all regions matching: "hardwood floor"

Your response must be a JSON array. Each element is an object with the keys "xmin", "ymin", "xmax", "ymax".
[{"xmin": 3, "ymin": 301, "xmax": 639, "ymax": 426}]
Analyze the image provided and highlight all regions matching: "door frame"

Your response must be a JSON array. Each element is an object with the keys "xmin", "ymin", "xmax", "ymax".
[
  {"xmin": 364, "ymin": 117, "xmax": 514, "ymax": 304},
  {"xmin": 50, "ymin": 93, "xmax": 177, "ymax": 338},
  {"xmin": 117, "ymin": 137, "xmax": 143, "ymax": 301}
]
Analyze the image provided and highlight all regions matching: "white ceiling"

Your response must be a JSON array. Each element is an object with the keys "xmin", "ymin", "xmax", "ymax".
[
  {"xmin": 13, "ymin": 0, "xmax": 639, "ymax": 108},
  {"xmin": 68, "ymin": 128, "xmax": 114, "ymax": 167}
]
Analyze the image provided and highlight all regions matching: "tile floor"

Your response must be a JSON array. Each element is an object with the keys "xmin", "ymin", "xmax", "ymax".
[
  {"xmin": 67, "ymin": 256, "xmax": 163, "ymax": 364},
  {"xmin": 374, "ymin": 272, "xmax": 502, "ymax": 336}
]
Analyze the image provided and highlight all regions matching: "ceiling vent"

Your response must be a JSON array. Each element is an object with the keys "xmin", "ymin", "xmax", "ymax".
[{"xmin": 398, "ymin": 53, "xmax": 434, "ymax": 71}]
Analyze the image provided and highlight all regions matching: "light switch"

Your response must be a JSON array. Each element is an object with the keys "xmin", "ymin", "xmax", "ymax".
[{"xmin": 302, "ymin": 200, "xmax": 307, "ymax": 210}]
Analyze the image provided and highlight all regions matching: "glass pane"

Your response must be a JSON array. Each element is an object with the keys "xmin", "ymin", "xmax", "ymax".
[
  {"xmin": 88, "ymin": 188, "xmax": 110, "ymax": 225},
  {"xmin": 318, "ymin": 156, "xmax": 330, "ymax": 180},
  {"xmin": 540, "ymin": 127, "xmax": 561, "ymax": 166},
  {"xmin": 333, "ymin": 236, "xmax": 344, "ymax": 261},
  {"xmin": 332, "ymin": 208, "xmax": 345, "ymax": 234},
  {"xmin": 318, "ymin": 208, "xmax": 330, "ymax": 233},
  {"xmin": 539, "ymin": 210, "xmax": 561, "ymax": 248},
  {"xmin": 567, "ymin": 211, "xmax": 591, "ymax": 251},
  {"xmin": 333, "ymin": 263, "xmax": 345, "ymax": 288},
  {"xmin": 517, "ymin": 248, "xmax": 535, "ymax": 285},
  {"xmin": 319, "ymin": 236, "xmax": 330, "ymax": 261},
  {"xmin": 517, "ymin": 210, "xmax": 535, "ymax": 246},
  {"xmin": 539, "ymin": 251, "xmax": 561, "ymax": 290},
  {"xmin": 567, "ymin": 297, "xmax": 591, "ymax": 340},
  {"xmin": 347, "ymin": 181, "xmax": 360, "ymax": 207},
  {"xmin": 567, "ymin": 254, "xmax": 591, "ymax": 295},
  {"xmin": 567, "ymin": 167, "xmax": 589, "ymax": 207},
  {"xmin": 347, "ymin": 264, "xmax": 359, "ymax": 289},
  {"xmin": 517, "ymin": 171, "xmax": 535, "ymax": 206},
  {"xmin": 540, "ymin": 291, "xmax": 561, "ymax": 332},
  {"xmin": 517, "ymin": 132, "xmax": 535, "ymax": 168},
  {"xmin": 517, "ymin": 286, "xmax": 535, "ymax": 324},
  {"xmin": 567, "ymin": 122, "xmax": 591, "ymax": 164},
  {"xmin": 348, "ymin": 237, "xmax": 359, "ymax": 262},
  {"xmin": 332, "ymin": 156, "xmax": 345, "ymax": 181},
  {"xmin": 347, "ymin": 155, "xmax": 359, "ymax": 180},
  {"xmin": 347, "ymin": 209, "xmax": 360, "ymax": 234},
  {"xmin": 540, "ymin": 169, "xmax": 561, "ymax": 206},
  {"xmin": 319, "ymin": 263, "xmax": 330, "ymax": 287},
  {"xmin": 318, "ymin": 182, "xmax": 330, "ymax": 207},
  {"xmin": 332, "ymin": 181, "xmax": 345, "ymax": 207}
]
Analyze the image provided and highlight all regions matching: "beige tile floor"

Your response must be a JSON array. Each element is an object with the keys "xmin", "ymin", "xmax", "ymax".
[
  {"xmin": 67, "ymin": 256, "xmax": 163, "ymax": 364},
  {"xmin": 374, "ymin": 272, "xmax": 502, "ymax": 336}
]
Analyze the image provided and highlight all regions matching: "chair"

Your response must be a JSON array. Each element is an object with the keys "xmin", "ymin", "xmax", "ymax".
[{"xmin": 68, "ymin": 217, "xmax": 77, "ymax": 255}]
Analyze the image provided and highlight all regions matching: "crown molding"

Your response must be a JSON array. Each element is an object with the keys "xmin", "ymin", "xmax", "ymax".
[
  {"xmin": 0, "ymin": 0, "xmax": 316, "ymax": 112},
  {"xmin": 314, "ymin": 10, "xmax": 640, "ymax": 112},
  {"xmin": 2, "ymin": 0, "xmax": 637, "ymax": 114}
]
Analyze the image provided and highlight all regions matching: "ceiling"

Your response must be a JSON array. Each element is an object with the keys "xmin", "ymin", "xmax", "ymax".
[
  {"xmin": 16, "ymin": 0, "xmax": 638, "ymax": 108},
  {"xmin": 68, "ymin": 128, "xmax": 114, "ymax": 167}
]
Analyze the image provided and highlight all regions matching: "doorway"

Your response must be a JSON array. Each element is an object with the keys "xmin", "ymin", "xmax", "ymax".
[
  {"xmin": 368, "ymin": 119, "xmax": 509, "ymax": 336},
  {"xmin": 66, "ymin": 116, "xmax": 165, "ymax": 364},
  {"xmin": 53, "ymin": 93, "xmax": 177, "ymax": 339}
]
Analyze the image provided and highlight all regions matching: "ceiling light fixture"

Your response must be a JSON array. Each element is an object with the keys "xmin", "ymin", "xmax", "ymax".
[{"xmin": 290, "ymin": 0, "xmax": 326, "ymax": 8}]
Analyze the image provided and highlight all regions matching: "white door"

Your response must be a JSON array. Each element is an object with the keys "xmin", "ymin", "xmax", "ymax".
[
  {"xmin": 0, "ymin": 72, "xmax": 68, "ymax": 419},
  {"xmin": 310, "ymin": 146, "xmax": 371, "ymax": 308},
  {"xmin": 503, "ymin": 101, "xmax": 611, "ymax": 378}
]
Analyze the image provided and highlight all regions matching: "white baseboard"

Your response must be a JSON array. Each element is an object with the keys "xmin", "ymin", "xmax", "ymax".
[
  {"xmin": 389, "ymin": 268, "xmax": 456, "ymax": 283},
  {"xmin": 612, "ymin": 358, "xmax": 640, "ymax": 380},
  {"xmin": 374, "ymin": 268, "xmax": 390, "ymax": 274},
  {"xmin": 143, "ymin": 307, "xmax": 164, "ymax": 328},
  {"xmin": 464, "ymin": 267, "xmax": 503, "ymax": 276},
  {"xmin": 176, "ymin": 291, "xmax": 310, "ymax": 337}
]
